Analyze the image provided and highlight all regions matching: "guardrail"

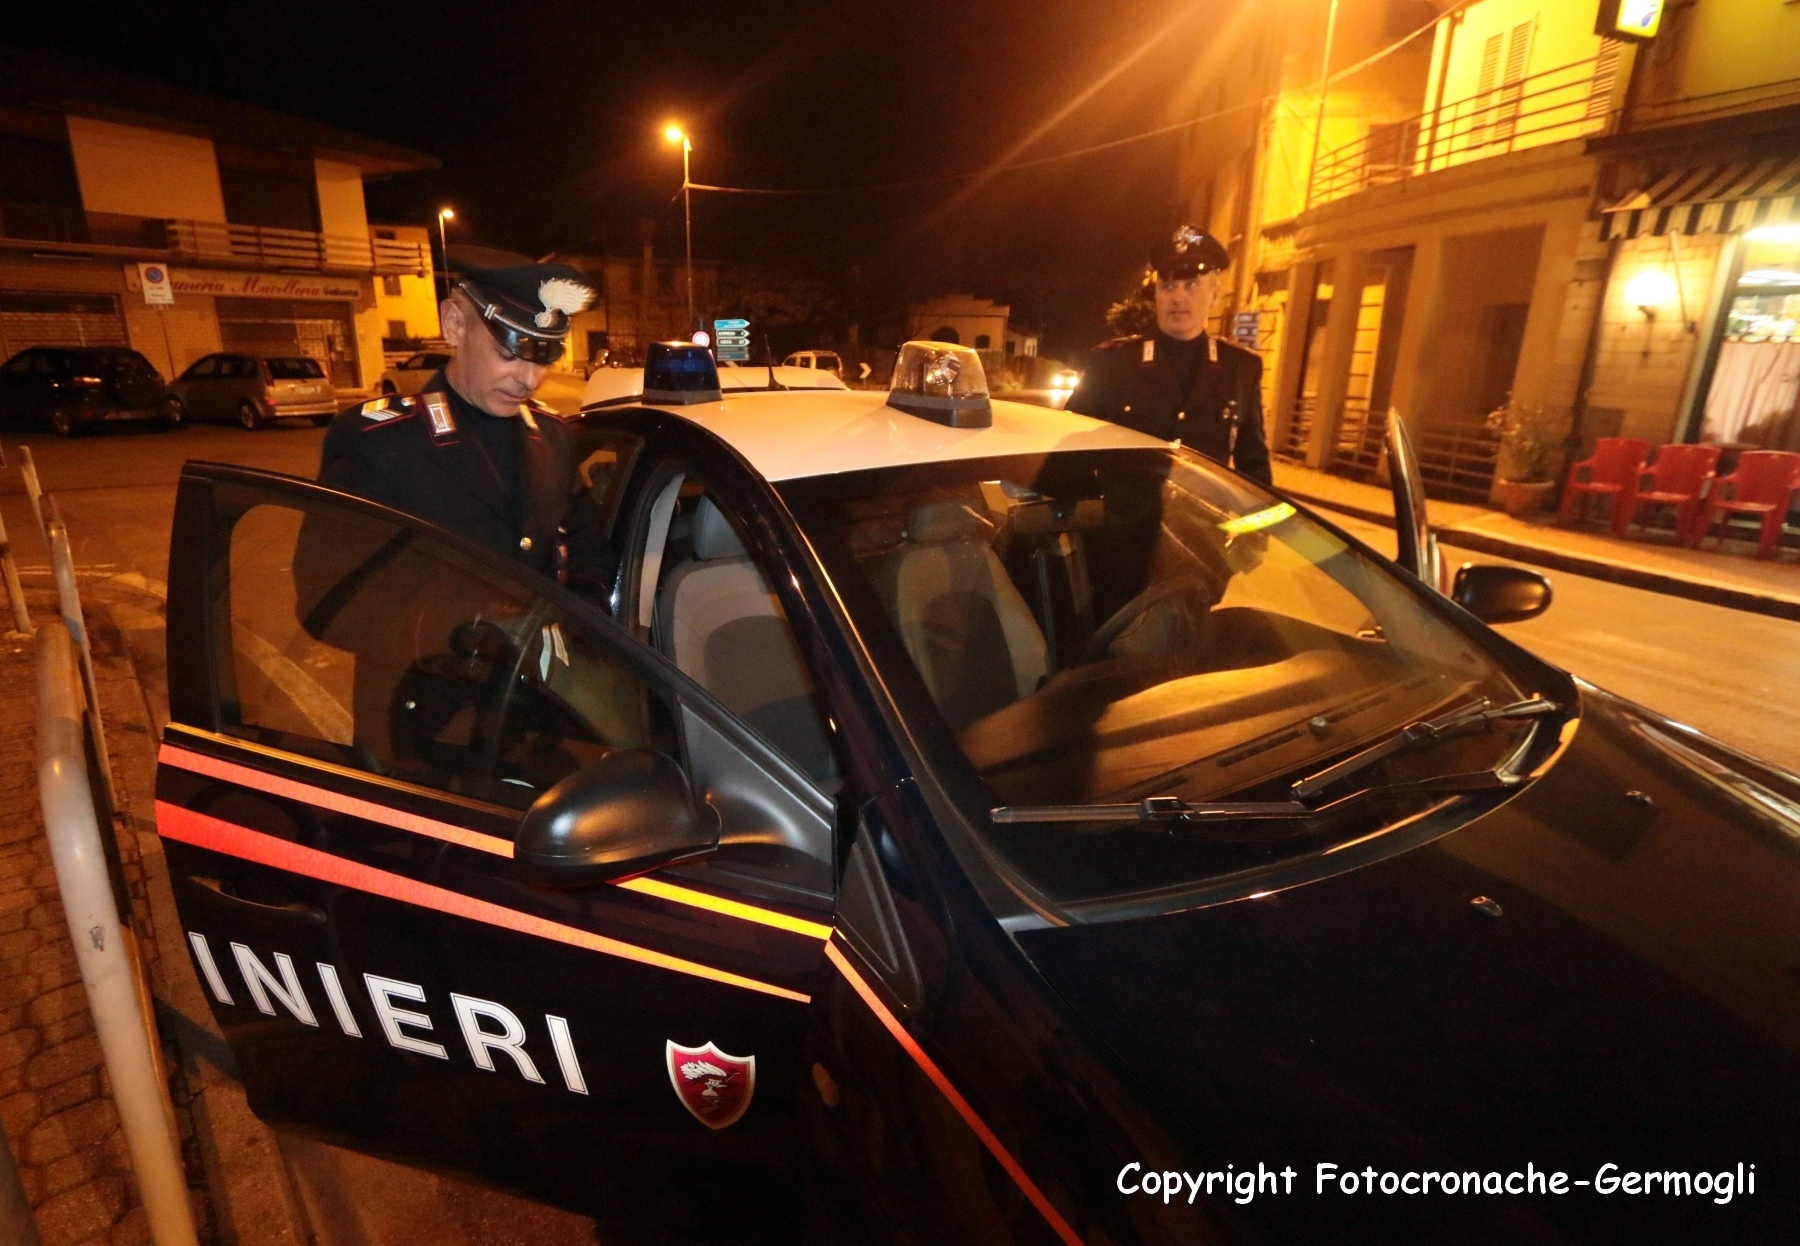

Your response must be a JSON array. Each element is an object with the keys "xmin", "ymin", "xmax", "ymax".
[
  {"xmin": 38, "ymin": 621, "xmax": 199, "ymax": 1246},
  {"xmin": 1307, "ymin": 52, "xmax": 1619, "ymax": 210}
]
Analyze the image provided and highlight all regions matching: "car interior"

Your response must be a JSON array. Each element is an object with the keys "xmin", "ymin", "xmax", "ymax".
[{"xmin": 627, "ymin": 472, "xmax": 841, "ymax": 792}]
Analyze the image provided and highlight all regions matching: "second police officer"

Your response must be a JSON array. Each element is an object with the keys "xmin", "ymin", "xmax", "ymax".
[{"xmin": 1066, "ymin": 225, "xmax": 1273, "ymax": 486}]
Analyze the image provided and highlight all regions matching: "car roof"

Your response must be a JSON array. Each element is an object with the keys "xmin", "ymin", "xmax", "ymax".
[
  {"xmin": 583, "ymin": 363, "xmax": 845, "ymax": 407},
  {"xmin": 609, "ymin": 387, "xmax": 1163, "ymax": 482}
]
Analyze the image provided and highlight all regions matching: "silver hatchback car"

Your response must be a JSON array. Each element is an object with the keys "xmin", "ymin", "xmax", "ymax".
[{"xmin": 169, "ymin": 353, "xmax": 337, "ymax": 429}]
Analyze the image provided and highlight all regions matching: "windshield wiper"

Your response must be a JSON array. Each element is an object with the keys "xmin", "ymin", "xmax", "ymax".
[
  {"xmin": 992, "ymin": 796, "xmax": 1313, "ymax": 825},
  {"xmin": 1288, "ymin": 695, "xmax": 1558, "ymax": 802}
]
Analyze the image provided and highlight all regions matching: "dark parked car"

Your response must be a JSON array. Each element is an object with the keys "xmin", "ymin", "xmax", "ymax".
[
  {"xmin": 0, "ymin": 346, "xmax": 175, "ymax": 436},
  {"xmin": 168, "ymin": 353, "xmax": 337, "ymax": 429},
  {"xmin": 155, "ymin": 342, "xmax": 1800, "ymax": 1244}
]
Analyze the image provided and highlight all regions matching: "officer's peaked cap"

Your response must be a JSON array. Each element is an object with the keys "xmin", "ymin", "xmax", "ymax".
[
  {"xmin": 1147, "ymin": 225, "xmax": 1230, "ymax": 284},
  {"xmin": 448, "ymin": 245, "xmax": 594, "ymax": 338}
]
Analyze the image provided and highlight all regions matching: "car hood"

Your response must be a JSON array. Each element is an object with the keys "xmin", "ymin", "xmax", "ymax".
[{"xmin": 1015, "ymin": 686, "xmax": 1800, "ymax": 1243}]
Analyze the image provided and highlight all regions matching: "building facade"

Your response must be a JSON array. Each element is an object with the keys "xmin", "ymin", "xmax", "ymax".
[
  {"xmin": 0, "ymin": 50, "xmax": 436, "ymax": 394},
  {"xmin": 370, "ymin": 223, "xmax": 443, "ymax": 349}
]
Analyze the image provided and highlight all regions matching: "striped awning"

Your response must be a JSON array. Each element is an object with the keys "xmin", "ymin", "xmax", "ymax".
[{"xmin": 1601, "ymin": 154, "xmax": 1800, "ymax": 240}]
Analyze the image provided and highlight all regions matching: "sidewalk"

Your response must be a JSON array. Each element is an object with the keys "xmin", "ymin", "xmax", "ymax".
[{"xmin": 1272, "ymin": 461, "xmax": 1800, "ymax": 621}]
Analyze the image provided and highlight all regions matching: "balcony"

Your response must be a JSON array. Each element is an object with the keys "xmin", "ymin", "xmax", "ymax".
[
  {"xmin": 0, "ymin": 202, "xmax": 431, "ymax": 276},
  {"xmin": 1307, "ymin": 51, "xmax": 1621, "ymax": 211}
]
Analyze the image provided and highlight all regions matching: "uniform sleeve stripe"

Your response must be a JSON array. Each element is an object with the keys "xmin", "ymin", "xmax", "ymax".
[
  {"xmin": 825, "ymin": 941, "xmax": 1083, "ymax": 1246},
  {"xmin": 156, "ymin": 800, "xmax": 811, "ymax": 1004},
  {"xmin": 159, "ymin": 743, "xmax": 828, "ymax": 938}
]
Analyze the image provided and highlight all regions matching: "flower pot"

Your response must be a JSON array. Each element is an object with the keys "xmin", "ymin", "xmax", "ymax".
[{"xmin": 1492, "ymin": 478, "xmax": 1555, "ymax": 518}]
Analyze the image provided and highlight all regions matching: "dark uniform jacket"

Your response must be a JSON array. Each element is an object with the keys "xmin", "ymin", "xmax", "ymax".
[
  {"xmin": 315, "ymin": 372, "xmax": 607, "ymax": 588},
  {"xmin": 1065, "ymin": 331, "xmax": 1273, "ymax": 486}
]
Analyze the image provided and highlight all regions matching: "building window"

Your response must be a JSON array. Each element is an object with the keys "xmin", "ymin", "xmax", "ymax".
[
  {"xmin": 382, "ymin": 275, "xmax": 403, "ymax": 297},
  {"xmin": 974, "ymin": 334, "xmax": 991, "ymax": 350},
  {"xmin": 387, "ymin": 320, "xmax": 408, "ymax": 341},
  {"xmin": 930, "ymin": 326, "xmax": 960, "ymax": 344}
]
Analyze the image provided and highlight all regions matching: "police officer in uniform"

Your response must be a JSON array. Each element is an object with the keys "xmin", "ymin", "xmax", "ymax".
[
  {"xmin": 1066, "ymin": 225, "xmax": 1272, "ymax": 486},
  {"xmin": 316, "ymin": 245, "xmax": 607, "ymax": 585}
]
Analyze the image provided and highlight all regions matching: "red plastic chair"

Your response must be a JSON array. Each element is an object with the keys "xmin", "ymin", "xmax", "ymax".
[
  {"xmin": 1689, "ymin": 450, "xmax": 1800, "ymax": 558},
  {"xmin": 1559, "ymin": 438, "xmax": 1652, "ymax": 527},
  {"xmin": 1614, "ymin": 443, "xmax": 1720, "ymax": 541}
]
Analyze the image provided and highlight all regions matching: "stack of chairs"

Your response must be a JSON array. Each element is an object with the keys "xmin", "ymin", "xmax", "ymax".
[{"xmin": 1560, "ymin": 439, "xmax": 1800, "ymax": 560}]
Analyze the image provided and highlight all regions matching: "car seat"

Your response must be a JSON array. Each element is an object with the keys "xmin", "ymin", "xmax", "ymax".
[
  {"xmin": 878, "ymin": 500, "xmax": 1048, "ymax": 731},
  {"xmin": 656, "ymin": 498, "xmax": 837, "ymax": 783}
]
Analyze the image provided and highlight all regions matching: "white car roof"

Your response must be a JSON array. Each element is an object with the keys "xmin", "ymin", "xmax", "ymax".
[
  {"xmin": 582, "ymin": 363, "xmax": 846, "ymax": 408},
  {"xmin": 609, "ymin": 387, "xmax": 1164, "ymax": 482}
]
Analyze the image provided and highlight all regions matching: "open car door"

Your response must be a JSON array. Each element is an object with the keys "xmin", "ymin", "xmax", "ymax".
[
  {"xmin": 1385, "ymin": 409, "xmax": 1443, "ymax": 593},
  {"xmin": 155, "ymin": 462, "xmax": 837, "ymax": 1242}
]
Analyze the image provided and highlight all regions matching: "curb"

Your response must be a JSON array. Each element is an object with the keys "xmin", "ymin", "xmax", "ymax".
[{"xmin": 1282, "ymin": 489, "xmax": 1800, "ymax": 624}]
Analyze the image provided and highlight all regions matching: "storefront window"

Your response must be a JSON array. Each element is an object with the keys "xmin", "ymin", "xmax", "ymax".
[{"xmin": 1701, "ymin": 230, "xmax": 1800, "ymax": 450}]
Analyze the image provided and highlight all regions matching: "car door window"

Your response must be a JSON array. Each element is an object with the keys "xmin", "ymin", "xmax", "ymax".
[
  {"xmin": 184, "ymin": 357, "xmax": 218, "ymax": 380},
  {"xmin": 5, "ymin": 353, "xmax": 35, "ymax": 377},
  {"xmin": 624, "ymin": 464, "xmax": 839, "ymax": 787},
  {"xmin": 213, "ymin": 484, "xmax": 673, "ymax": 808}
]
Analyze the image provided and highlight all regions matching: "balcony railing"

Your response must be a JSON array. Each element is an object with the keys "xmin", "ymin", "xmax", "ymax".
[
  {"xmin": 1306, "ymin": 50, "xmax": 1620, "ymax": 210},
  {"xmin": 0, "ymin": 203, "xmax": 430, "ymax": 276}
]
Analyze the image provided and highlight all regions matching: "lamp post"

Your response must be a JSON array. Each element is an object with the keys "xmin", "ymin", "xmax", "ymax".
[
  {"xmin": 664, "ymin": 124, "xmax": 695, "ymax": 334},
  {"xmin": 436, "ymin": 207, "xmax": 455, "ymax": 298}
]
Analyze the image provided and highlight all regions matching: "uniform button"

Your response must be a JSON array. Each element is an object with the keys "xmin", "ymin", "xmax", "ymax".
[
  {"xmin": 519, "ymin": 536, "xmax": 533, "ymax": 552},
  {"xmin": 1178, "ymin": 410, "xmax": 1187, "ymax": 421}
]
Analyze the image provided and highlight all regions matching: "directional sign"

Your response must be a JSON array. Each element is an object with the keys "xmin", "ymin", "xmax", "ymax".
[{"xmin": 713, "ymin": 318, "xmax": 752, "ymax": 362}]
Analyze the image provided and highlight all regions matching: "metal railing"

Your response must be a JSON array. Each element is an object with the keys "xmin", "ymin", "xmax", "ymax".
[
  {"xmin": 1307, "ymin": 51, "xmax": 1619, "ymax": 210},
  {"xmin": 0, "ymin": 202, "xmax": 430, "ymax": 275}
]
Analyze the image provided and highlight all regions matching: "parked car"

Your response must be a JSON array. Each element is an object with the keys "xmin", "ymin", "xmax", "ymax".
[
  {"xmin": 781, "ymin": 349, "xmax": 843, "ymax": 378},
  {"xmin": 0, "ymin": 346, "xmax": 176, "ymax": 436},
  {"xmin": 168, "ymin": 354, "xmax": 337, "ymax": 430},
  {"xmin": 380, "ymin": 351, "xmax": 452, "ymax": 395},
  {"xmin": 155, "ymin": 342, "xmax": 1800, "ymax": 1244}
]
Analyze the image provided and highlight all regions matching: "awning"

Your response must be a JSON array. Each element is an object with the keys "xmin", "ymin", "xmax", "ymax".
[{"xmin": 1600, "ymin": 154, "xmax": 1800, "ymax": 240}]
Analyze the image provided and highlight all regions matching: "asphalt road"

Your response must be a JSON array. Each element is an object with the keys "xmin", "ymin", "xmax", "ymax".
[{"xmin": 6, "ymin": 419, "xmax": 1800, "ymax": 1244}]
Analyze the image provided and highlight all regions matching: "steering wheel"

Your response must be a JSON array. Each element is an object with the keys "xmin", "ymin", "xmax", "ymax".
[{"xmin": 1080, "ymin": 574, "xmax": 1219, "ymax": 665}]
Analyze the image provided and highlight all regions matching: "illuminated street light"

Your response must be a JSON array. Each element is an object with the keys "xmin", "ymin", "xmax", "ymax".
[
  {"xmin": 436, "ymin": 206, "xmax": 455, "ymax": 298},
  {"xmin": 664, "ymin": 124, "xmax": 695, "ymax": 334}
]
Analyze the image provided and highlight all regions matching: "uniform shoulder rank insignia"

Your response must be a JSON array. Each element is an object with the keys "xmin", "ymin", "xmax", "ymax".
[
  {"xmin": 423, "ymin": 393, "xmax": 457, "ymax": 442},
  {"xmin": 1142, "ymin": 339, "xmax": 1155, "ymax": 364},
  {"xmin": 358, "ymin": 395, "xmax": 414, "ymax": 425},
  {"xmin": 1207, "ymin": 336, "xmax": 1219, "ymax": 364}
]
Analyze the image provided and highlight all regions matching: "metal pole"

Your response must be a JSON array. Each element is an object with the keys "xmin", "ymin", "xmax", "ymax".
[
  {"xmin": 37, "ymin": 623, "xmax": 199, "ymax": 1246},
  {"xmin": 17, "ymin": 445, "xmax": 46, "ymax": 550},
  {"xmin": 1303, "ymin": 0, "xmax": 1341, "ymax": 209},
  {"xmin": 47, "ymin": 507, "xmax": 115, "ymax": 810},
  {"xmin": 682, "ymin": 139, "xmax": 695, "ymax": 334},
  {"xmin": 0, "ymin": 453, "xmax": 31, "ymax": 633}
]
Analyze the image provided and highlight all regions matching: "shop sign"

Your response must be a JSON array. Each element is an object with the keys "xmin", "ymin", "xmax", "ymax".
[
  {"xmin": 136, "ymin": 263, "xmax": 175, "ymax": 306},
  {"xmin": 1595, "ymin": 0, "xmax": 1664, "ymax": 42},
  {"xmin": 122, "ymin": 266, "xmax": 364, "ymax": 301}
]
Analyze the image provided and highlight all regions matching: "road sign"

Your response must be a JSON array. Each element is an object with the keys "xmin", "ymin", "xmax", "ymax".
[
  {"xmin": 1232, "ymin": 310, "xmax": 1261, "ymax": 348},
  {"xmin": 138, "ymin": 263, "xmax": 174, "ymax": 306},
  {"xmin": 713, "ymin": 318, "xmax": 751, "ymax": 362}
]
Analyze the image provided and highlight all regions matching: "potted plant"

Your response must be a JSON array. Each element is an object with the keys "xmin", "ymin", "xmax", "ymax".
[{"xmin": 1487, "ymin": 400, "xmax": 1561, "ymax": 518}]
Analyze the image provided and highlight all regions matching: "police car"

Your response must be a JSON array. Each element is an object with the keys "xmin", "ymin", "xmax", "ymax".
[{"xmin": 158, "ymin": 342, "xmax": 1800, "ymax": 1244}]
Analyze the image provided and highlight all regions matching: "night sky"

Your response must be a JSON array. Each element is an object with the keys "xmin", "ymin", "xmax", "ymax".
[{"xmin": 15, "ymin": 1, "xmax": 1237, "ymax": 356}]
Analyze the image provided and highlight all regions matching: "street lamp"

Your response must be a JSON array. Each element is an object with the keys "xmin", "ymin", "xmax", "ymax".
[
  {"xmin": 435, "ymin": 207, "xmax": 456, "ymax": 299},
  {"xmin": 664, "ymin": 124, "xmax": 695, "ymax": 334}
]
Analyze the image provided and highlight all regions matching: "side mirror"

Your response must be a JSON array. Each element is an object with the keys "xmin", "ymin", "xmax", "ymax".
[
  {"xmin": 1451, "ymin": 563, "xmax": 1552, "ymax": 624},
  {"xmin": 516, "ymin": 749, "xmax": 718, "ymax": 887}
]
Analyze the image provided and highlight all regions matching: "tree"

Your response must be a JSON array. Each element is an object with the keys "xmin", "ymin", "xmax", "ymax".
[{"xmin": 1104, "ymin": 296, "xmax": 1156, "ymax": 338}]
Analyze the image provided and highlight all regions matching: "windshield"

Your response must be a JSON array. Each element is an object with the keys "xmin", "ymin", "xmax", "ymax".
[{"xmin": 781, "ymin": 447, "xmax": 1536, "ymax": 909}]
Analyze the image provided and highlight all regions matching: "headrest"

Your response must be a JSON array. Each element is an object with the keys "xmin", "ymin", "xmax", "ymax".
[
  {"xmin": 906, "ymin": 500, "xmax": 993, "ymax": 544},
  {"xmin": 693, "ymin": 497, "xmax": 748, "ymax": 560}
]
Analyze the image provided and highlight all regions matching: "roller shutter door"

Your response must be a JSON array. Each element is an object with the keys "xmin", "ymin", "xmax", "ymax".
[
  {"xmin": 216, "ymin": 296, "xmax": 360, "ymax": 388},
  {"xmin": 0, "ymin": 291, "xmax": 128, "ymax": 358}
]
